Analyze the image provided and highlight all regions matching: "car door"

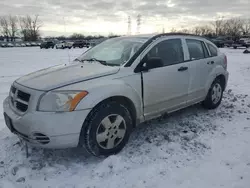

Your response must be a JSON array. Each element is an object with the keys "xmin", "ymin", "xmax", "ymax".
[
  {"xmin": 184, "ymin": 39, "xmax": 215, "ymax": 104},
  {"xmin": 140, "ymin": 38, "xmax": 190, "ymax": 120}
]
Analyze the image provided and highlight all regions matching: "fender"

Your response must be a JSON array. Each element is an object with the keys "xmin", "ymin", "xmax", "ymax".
[
  {"xmin": 205, "ymin": 65, "xmax": 228, "ymax": 94},
  {"xmin": 57, "ymin": 78, "xmax": 143, "ymax": 121}
]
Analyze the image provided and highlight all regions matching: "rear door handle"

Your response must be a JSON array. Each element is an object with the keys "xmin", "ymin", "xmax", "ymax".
[{"xmin": 178, "ymin": 66, "xmax": 188, "ymax": 71}]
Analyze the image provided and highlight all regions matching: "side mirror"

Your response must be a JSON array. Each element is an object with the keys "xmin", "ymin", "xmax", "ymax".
[{"xmin": 140, "ymin": 57, "xmax": 164, "ymax": 72}]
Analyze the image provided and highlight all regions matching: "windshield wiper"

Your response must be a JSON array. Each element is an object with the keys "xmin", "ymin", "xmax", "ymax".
[{"xmin": 77, "ymin": 58, "xmax": 107, "ymax": 65}]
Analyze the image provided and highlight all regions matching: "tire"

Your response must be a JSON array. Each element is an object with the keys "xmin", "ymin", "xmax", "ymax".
[
  {"xmin": 79, "ymin": 101, "xmax": 133, "ymax": 157},
  {"xmin": 202, "ymin": 79, "xmax": 224, "ymax": 109},
  {"xmin": 234, "ymin": 46, "xmax": 237, "ymax": 49}
]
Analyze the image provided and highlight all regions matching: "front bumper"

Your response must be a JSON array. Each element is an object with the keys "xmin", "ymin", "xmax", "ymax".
[{"xmin": 3, "ymin": 97, "xmax": 91, "ymax": 149}]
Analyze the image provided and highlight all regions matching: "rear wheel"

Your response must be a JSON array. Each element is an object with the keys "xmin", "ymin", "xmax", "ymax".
[
  {"xmin": 202, "ymin": 79, "xmax": 224, "ymax": 109},
  {"xmin": 234, "ymin": 46, "xmax": 237, "ymax": 49},
  {"xmin": 79, "ymin": 101, "xmax": 132, "ymax": 157}
]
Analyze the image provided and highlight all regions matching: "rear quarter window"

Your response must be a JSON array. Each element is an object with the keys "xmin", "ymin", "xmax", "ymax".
[{"xmin": 207, "ymin": 43, "xmax": 218, "ymax": 57}]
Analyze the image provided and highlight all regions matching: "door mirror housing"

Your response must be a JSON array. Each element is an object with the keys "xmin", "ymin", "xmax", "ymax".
[{"xmin": 135, "ymin": 57, "xmax": 164, "ymax": 72}]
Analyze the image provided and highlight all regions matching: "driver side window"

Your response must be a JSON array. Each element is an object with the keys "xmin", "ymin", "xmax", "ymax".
[{"xmin": 144, "ymin": 39, "xmax": 184, "ymax": 67}]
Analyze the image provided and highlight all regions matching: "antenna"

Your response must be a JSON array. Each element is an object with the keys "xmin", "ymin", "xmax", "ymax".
[
  {"xmin": 63, "ymin": 16, "xmax": 71, "ymax": 64},
  {"xmin": 136, "ymin": 14, "xmax": 141, "ymax": 34},
  {"xmin": 127, "ymin": 16, "xmax": 131, "ymax": 36}
]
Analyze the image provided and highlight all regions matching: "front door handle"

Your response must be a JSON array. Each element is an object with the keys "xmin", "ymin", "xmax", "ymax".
[
  {"xmin": 178, "ymin": 66, "xmax": 188, "ymax": 71},
  {"xmin": 207, "ymin": 61, "xmax": 215, "ymax": 65}
]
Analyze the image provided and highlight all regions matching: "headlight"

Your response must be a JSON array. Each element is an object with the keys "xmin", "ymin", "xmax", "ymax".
[{"xmin": 38, "ymin": 91, "xmax": 88, "ymax": 112}]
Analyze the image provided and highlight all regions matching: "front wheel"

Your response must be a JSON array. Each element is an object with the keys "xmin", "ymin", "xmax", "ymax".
[
  {"xmin": 202, "ymin": 79, "xmax": 223, "ymax": 109},
  {"xmin": 79, "ymin": 101, "xmax": 133, "ymax": 157}
]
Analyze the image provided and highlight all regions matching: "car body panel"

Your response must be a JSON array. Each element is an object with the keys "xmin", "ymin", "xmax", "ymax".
[
  {"xmin": 3, "ymin": 33, "xmax": 229, "ymax": 149},
  {"xmin": 15, "ymin": 62, "xmax": 120, "ymax": 91}
]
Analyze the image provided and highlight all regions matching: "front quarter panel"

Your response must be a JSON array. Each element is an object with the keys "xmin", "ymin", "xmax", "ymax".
[{"xmin": 55, "ymin": 77, "xmax": 143, "ymax": 121}]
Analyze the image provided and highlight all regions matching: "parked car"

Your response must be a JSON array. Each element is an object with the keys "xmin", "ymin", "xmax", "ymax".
[
  {"xmin": 210, "ymin": 36, "xmax": 234, "ymax": 48},
  {"xmin": 3, "ymin": 33, "xmax": 229, "ymax": 157},
  {"xmin": 40, "ymin": 41, "xmax": 55, "ymax": 49},
  {"xmin": 31, "ymin": 42, "xmax": 37, "ymax": 46},
  {"xmin": 25, "ymin": 43, "xmax": 31, "ymax": 47},
  {"xmin": 6, "ymin": 43, "xmax": 14, "ymax": 47},
  {"xmin": 232, "ymin": 36, "xmax": 250, "ymax": 49},
  {"xmin": 21, "ymin": 43, "xmax": 26, "ymax": 47},
  {"xmin": 15, "ymin": 43, "xmax": 21, "ymax": 47},
  {"xmin": 73, "ymin": 40, "xmax": 90, "ymax": 48},
  {"xmin": 55, "ymin": 41, "xmax": 73, "ymax": 49},
  {"xmin": 0, "ymin": 43, "xmax": 6, "ymax": 47}
]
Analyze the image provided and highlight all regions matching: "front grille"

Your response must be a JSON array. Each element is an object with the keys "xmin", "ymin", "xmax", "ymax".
[
  {"xmin": 17, "ymin": 90, "xmax": 30, "ymax": 102},
  {"xmin": 10, "ymin": 86, "xmax": 30, "ymax": 113}
]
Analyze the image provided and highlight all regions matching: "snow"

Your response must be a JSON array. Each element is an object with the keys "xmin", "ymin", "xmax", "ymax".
[{"xmin": 0, "ymin": 47, "xmax": 250, "ymax": 188}]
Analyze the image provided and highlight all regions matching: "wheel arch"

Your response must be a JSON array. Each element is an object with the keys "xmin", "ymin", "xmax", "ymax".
[
  {"xmin": 216, "ymin": 74, "xmax": 226, "ymax": 91},
  {"xmin": 84, "ymin": 95, "xmax": 138, "ymax": 129},
  {"xmin": 205, "ymin": 66, "xmax": 228, "ymax": 94}
]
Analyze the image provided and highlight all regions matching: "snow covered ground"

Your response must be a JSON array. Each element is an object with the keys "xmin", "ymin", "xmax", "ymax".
[{"xmin": 0, "ymin": 47, "xmax": 250, "ymax": 188}]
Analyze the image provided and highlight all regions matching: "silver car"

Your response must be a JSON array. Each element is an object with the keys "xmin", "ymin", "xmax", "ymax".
[{"xmin": 3, "ymin": 33, "xmax": 229, "ymax": 156}]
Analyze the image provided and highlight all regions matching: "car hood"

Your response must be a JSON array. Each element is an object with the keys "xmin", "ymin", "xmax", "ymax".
[{"xmin": 15, "ymin": 62, "xmax": 120, "ymax": 91}]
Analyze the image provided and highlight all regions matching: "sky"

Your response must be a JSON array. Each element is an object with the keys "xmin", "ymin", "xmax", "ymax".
[{"xmin": 0, "ymin": 0, "xmax": 250, "ymax": 36}]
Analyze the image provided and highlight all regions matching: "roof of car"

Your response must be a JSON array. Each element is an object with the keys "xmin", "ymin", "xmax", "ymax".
[{"xmin": 121, "ymin": 33, "xmax": 205, "ymax": 39}]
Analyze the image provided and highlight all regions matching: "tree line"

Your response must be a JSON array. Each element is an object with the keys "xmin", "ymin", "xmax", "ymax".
[
  {"xmin": 171, "ymin": 17, "xmax": 250, "ymax": 39},
  {"xmin": 0, "ymin": 15, "xmax": 42, "ymax": 42},
  {"xmin": 45, "ymin": 33, "xmax": 120, "ymax": 41},
  {"xmin": 1, "ymin": 15, "xmax": 249, "ymax": 42}
]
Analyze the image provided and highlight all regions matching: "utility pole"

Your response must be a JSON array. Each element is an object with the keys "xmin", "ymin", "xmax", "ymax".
[
  {"xmin": 127, "ymin": 16, "xmax": 131, "ymax": 35},
  {"xmin": 136, "ymin": 14, "xmax": 141, "ymax": 34},
  {"xmin": 162, "ymin": 26, "xmax": 165, "ymax": 33}
]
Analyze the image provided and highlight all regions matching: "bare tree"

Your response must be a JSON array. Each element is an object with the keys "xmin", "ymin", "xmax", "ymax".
[
  {"xmin": 193, "ymin": 26, "xmax": 202, "ymax": 35},
  {"xmin": 170, "ymin": 28, "xmax": 177, "ymax": 33},
  {"xmin": 179, "ymin": 28, "xmax": 191, "ymax": 34},
  {"xmin": 224, "ymin": 18, "xmax": 243, "ymax": 37},
  {"xmin": 211, "ymin": 17, "xmax": 225, "ymax": 36},
  {"xmin": 19, "ymin": 15, "xmax": 42, "ymax": 41},
  {"xmin": 9, "ymin": 15, "xmax": 18, "ymax": 41},
  {"xmin": 241, "ymin": 18, "xmax": 250, "ymax": 35},
  {"xmin": 0, "ymin": 16, "xmax": 10, "ymax": 41}
]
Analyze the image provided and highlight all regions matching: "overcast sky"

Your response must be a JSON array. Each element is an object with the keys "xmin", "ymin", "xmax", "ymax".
[{"xmin": 0, "ymin": 0, "xmax": 250, "ymax": 36}]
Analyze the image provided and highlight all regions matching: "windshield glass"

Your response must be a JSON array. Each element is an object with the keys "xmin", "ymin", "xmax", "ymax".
[{"xmin": 76, "ymin": 37, "xmax": 148, "ymax": 66}]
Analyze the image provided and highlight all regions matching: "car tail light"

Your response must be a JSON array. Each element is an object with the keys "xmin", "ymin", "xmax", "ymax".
[{"xmin": 223, "ymin": 55, "xmax": 227, "ymax": 70}]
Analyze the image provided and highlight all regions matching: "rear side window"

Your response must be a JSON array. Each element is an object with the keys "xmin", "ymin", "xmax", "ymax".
[
  {"xmin": 186, "ymin": 39, "xmax": 205, "ymax": 60},
  {"xmin": 207, "ymin": 43, "xmax": 218, "ymax": 57}
]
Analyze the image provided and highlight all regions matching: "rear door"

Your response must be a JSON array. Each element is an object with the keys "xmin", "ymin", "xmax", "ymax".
[{"xmin": 184, "ymin": 38, "xmax": 215, "ymax": 104}]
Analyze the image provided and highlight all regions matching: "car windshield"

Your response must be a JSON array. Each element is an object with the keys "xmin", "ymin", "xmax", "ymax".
[{"xmin": 76, "ymin": 37, "xmax": 148, "ymax": 66}]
